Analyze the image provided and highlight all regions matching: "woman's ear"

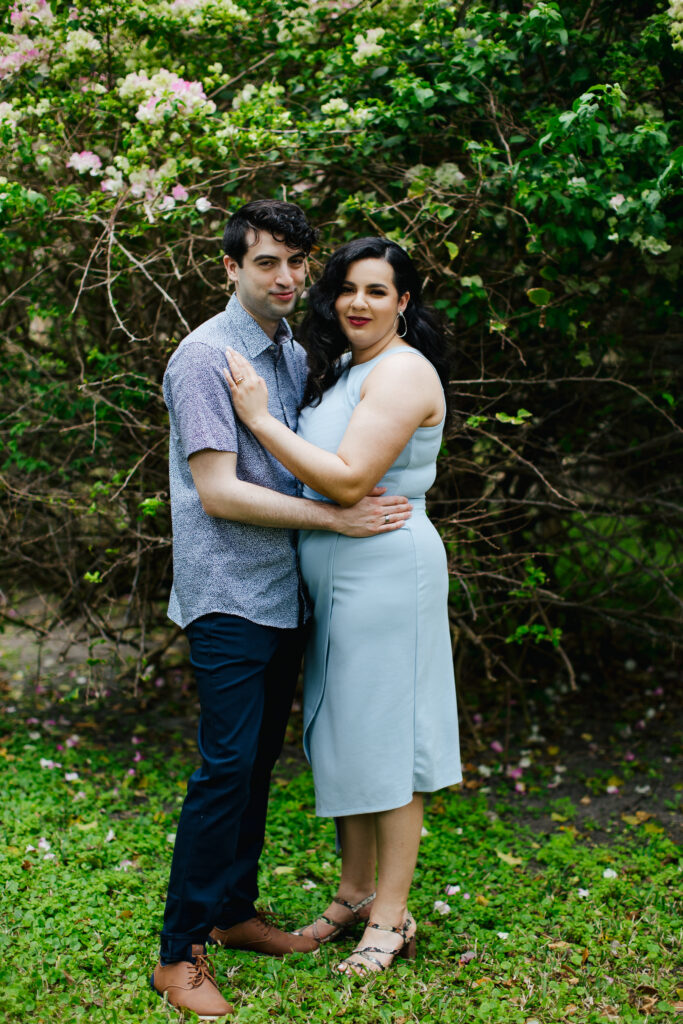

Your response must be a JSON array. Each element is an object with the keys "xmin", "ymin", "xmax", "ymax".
[{"xmin": 398, "ymin": 291, "xmax": 410, "ymax": 314}]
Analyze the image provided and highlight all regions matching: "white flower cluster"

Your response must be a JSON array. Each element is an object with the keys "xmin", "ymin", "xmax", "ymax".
[
  {"xmin": 0, "ymin": 100, "xmax": 22, "ymax": 130},
  {"xmin": 9, "ymin": 0, "xmax": 54, "ymax": 32},
  {"xmin": 276, "ymin": 6, "xmax": 320, "ymax": 45},
  {"xmin": 320, "ymin": 97, "xmax": 374, "ymax": 129},
  {"xmin": 67, "ymin": 150, "xmax": 102, "ymax": 175},
  {"xmin": 166, "ymin": 0, "xmax": 249, "ymax": 26},
  {"xmin": 118, "ymin": 69, "xmax": 216, "ymax": 124},
  {"xmin": 231, "ymin": 82, "xmax": 259, "ymax": 110},
  {"xmin": 434, "ymin": 162, "xmax": 466, "ymax": 188},
  {"xmin": 351, "ymin": 27, "xmax": 385, "ymax": 65},
  {"xmin": 63, "ymin": 29, "xmax": 102, "ymax": 58},
  {"xmin": 0, "ymin": 33, "xmax": 50, "ymax": 78},
  {"xmin": 668, "ymin": 0, "xmax": 683, "ymax": 50}
]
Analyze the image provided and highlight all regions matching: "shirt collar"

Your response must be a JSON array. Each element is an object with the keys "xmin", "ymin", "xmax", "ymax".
[{"xmin": 224, "ymin": 294, "xmax": 293, "ymax": 358}]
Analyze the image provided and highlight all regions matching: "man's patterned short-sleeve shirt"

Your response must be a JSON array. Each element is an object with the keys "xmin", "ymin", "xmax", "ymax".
[{"xmin": 163, "ymin": 294, "xmax": 309, "ymax": 629}]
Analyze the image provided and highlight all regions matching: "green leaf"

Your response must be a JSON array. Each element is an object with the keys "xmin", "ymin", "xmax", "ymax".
[{"xmin": 526, "ymin": 287, "xmax": 552, "ymax": 306}]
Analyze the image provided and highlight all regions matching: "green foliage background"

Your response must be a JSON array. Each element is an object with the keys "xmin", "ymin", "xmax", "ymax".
[{"xmin": 1, "ymin": 0, "xmax": 681, "ymax": 686}]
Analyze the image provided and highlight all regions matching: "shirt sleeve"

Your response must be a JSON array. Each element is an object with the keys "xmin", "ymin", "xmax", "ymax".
[{"xmin": 164, "ymin": 341, "xmax": 238, "ymax": 460}]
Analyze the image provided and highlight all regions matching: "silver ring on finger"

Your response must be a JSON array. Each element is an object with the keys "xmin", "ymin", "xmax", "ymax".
[
  {"xmin": 234, "ymin": 376, "xmax": 246, "ymax": 386},
  {"xmin": 384, "ymin": 513, "xmax": 391, "ymax": 524}
]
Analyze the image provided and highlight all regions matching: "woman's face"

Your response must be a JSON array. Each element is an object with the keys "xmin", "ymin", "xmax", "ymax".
[{"xmin": 334, "ymin": 257, "xmax": 409, "ymax": 356}]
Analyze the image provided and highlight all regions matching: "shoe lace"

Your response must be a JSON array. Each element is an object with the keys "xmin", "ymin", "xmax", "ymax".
[{"xmin": 189, "ymin": 953, "xmax": 216, "ymax": 989}]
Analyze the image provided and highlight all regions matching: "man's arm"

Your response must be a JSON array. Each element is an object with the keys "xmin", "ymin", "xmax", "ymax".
[{"xmin": 189, "ymin": 450, "xmax": 411, "ymax": 538}]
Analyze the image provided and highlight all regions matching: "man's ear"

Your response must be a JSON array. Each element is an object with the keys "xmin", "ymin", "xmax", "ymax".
[{"xmin": 223, "ymin": 254, "xmax": 239, "ymax": 284}]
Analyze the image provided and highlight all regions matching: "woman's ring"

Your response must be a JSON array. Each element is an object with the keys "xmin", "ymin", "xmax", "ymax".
[
  {"xmin": 384, "ymin": 514, "xmax": 391, "ymax": 524},
  {"xmin": 234, "ymin": 376, "xmax": 246, "ymax": 385}
]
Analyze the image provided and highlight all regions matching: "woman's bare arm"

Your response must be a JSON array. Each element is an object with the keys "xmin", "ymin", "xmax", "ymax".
[{"xmin": 224, "ymin": 348, "xmax": 443, "ymax": 507}]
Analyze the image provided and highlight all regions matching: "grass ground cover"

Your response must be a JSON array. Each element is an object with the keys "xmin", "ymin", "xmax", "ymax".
[{"xmin": 0, "ymin": 674, "xmax": 681, "ymax": 1024}]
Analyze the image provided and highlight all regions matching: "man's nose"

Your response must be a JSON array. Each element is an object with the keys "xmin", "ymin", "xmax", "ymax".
[{"xmin": 275, "ymin": 263, "xmax": 295, "ymax": 286}]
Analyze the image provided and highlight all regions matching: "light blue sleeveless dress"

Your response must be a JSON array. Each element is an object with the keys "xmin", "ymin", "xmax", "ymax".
[{"xmin": 297, "ymin": 348, "xmax": 462, "ymax": 817}]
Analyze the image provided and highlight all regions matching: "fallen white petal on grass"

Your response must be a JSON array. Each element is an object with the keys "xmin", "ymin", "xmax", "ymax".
[
  {"xmin": 301, "ymin": 879, "xmax": 317, "ymax": 890},
  {"xmin": 602, "ymin": 868, "xmax": 618, "ymax": 879},
  {"xmin": 444, "ymin": 884, "xmax": 460, "ymax": 895},
  {"xmin": 65, "ymin": 772, "xmax": 79, "ymax": 782},
  {"xmin": 421, "ymin": 826, "xmax": 430, "ymax": 836},
  {"xmin": 577, "ymin": 888, "xmax": 590, "ymax": 898},
  {"xmin": 37, "ymin": 838, "xmax": 50, "ymax": 851},
  {"xmin": 433, "ymin": 900, "xmax": 451, "ymax": 915},
  {"xmin": 497, "ymin": 931, "xmax": 509, "ymax": 939}
]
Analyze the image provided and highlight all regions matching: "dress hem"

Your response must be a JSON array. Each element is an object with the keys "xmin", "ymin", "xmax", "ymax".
[{"xmin": 314, "ymin": 771, "xmax": 463, "ymax": 819}]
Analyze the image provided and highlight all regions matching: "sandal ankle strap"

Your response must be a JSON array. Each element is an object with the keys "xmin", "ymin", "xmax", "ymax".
[{"xmin": 332, "ymin": 891, "xmax": 376, "ymax": 920}]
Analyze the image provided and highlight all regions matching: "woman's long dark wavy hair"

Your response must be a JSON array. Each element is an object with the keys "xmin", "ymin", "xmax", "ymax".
[{"xmin": 300, "ymin": 237, "xmax": 448, "ymax": 407}]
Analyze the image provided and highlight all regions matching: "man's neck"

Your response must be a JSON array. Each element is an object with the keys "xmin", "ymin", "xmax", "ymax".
[{"xmin": 235, "ymin": 294, "xmax": 279, "ymax": 341}]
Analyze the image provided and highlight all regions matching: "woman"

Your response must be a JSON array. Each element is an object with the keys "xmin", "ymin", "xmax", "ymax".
[{"xmin": 224, "ymin": 237, "xmax": 462, "ymax": 976}]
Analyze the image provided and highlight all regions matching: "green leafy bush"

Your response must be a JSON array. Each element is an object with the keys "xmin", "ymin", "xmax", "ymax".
[{"xmin": 1, "ymin": 0, "xmax": 681, "ymax": 689}]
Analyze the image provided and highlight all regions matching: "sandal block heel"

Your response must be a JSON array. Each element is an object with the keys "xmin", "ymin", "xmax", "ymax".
[{"xmin": 399, "ymin": 935, "xmax": 417, "ymax": 960}]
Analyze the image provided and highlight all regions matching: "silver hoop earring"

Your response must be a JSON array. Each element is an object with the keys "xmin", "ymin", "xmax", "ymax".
[{"xmin": 397, "ymin": 311, "xmax": 408, "ymax": 338}]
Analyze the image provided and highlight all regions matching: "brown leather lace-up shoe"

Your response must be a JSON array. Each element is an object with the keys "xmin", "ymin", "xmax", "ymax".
[
  {"xmin": 209, "ymin": 914, "xmax": 318, "ymax": 956},
  {"xmin": 151, "ymin": 944, "xmax": 233, "ymax": 1020}
]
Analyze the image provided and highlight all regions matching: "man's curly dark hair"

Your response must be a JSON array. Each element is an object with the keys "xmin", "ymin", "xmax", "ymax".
[{"xmin": 222, "ymin": 199, "xmax": 317, "ymax": 265}]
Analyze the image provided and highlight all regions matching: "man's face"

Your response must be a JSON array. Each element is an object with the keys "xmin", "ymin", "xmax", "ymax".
[{"xmin": 224, "ymin": 229, "xmax": 308, "ymax": 335}]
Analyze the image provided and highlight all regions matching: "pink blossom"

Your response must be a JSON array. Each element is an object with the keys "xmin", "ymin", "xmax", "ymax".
[
  {"xmin": 67, "ymin": 150, "xmax": 103, "ymax": 175},
  {"xmin": 507, "ymin": 766, "xmax": 523, "ymax": 780},
  {"xmin": 155, "ymin": 676, "xmax": 165, "ymax": 688},
  {"xmin": 133, "ymin": 751, "xmax": 143, "ymax": 763},
  {"xmin": 624, "ymin": 751, "xmax": 635, "ymax": 762},
  {"xmin": 490, "ymin": 740, "xmax": 503, "ymax": 754},
  {"xmin": 127, "ymin": 768, "xmax": 135, "ymax": 776},
  {"xmin": 171, "ymin": 184, "xmax": 189, "ymax": 201},
  {"xmin": 131, "ymin": 736, "xmax": 143, "ymax": 745},
  {"xmin": 514, "ymin": 781, "xmax": 526, "ymax": 793},
  {"xmin": 445, "ymin": 883, "xmax": 460, "ymax": 895}
]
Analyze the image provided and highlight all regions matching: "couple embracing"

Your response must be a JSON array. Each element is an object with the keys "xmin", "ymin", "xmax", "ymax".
[{"xmin": 152, "ymin": 200, "xmax": 462, "ymax": 1018}]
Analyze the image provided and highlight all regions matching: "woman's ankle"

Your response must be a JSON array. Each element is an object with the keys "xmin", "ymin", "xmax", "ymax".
[
  {"xmin": 336, "ymin": 885, "xmax": 375, "ymax": 906},
  {"xmin": 366, "ymin": 900, "xmax": 408, "ymax": 930}
]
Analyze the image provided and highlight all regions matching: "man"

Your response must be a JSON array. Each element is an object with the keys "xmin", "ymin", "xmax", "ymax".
[{"xmin": 152, "ymin": 200, "xmax": 410, "ymax": 1018}]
